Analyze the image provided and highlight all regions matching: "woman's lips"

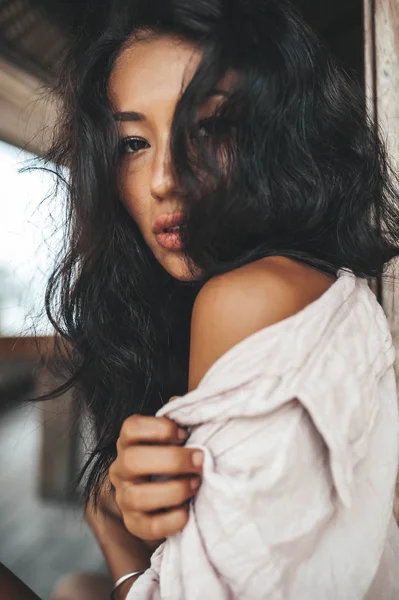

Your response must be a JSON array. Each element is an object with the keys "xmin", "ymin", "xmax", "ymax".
[
  {"xmin": 152, "ymin": 212, "xmax": 185, "ymax": 234},
  {"xmin": 154, "ymin": 231, "xmax": 184, "ymax": 251}
]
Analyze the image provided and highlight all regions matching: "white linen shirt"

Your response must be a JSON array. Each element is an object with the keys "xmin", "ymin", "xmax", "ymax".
[{"xmin": 127, "ymin": 269, "xmax": 399, "ymax": 600}]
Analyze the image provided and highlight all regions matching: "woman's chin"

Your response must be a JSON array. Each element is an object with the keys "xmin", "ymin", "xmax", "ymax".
[
  {"xmin": 158, "ymin": 252, "xmax": 197, "ymax": 282},
  {"xmin": 168, "ymin": 265, "xmax": 198, "ymax": 282}
]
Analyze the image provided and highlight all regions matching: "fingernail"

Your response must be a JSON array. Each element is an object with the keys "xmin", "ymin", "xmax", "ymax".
[
  {"xmin": 177, "ymin": 428, "xmax": 188, "ymax": 440},
  {"xmin": 192, "ymin": 451, "xmax": 204, "ymax": 467},
  {"xmin": 190, "ymin": 477, "xmax": 201, "ymax": 490}
]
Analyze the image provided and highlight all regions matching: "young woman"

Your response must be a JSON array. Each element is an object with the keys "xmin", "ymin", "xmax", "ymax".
[{"xmin": 2, "ymin": 0, "xmax": 399, "ymax": 598}]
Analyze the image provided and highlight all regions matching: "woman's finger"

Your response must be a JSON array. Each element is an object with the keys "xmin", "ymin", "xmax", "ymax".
[
  {"xmin": 125, "ymin": 506, "xmax": 189, "ymax": 541},
  {"xmin": 120, "ymin": 445, "xmax": 204, "ymax": 478},
  {"xmin": 121, "ymin": 476, "xmax": 201, "ymax": 513},
  {"xmin": 118, "ymin": 415, "xmax": 188, "ymax": 447}
]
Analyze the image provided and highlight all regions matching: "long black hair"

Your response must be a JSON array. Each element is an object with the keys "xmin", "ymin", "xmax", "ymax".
[{"xmin": 41, "ymin": 0, "xmax": 399, "ymax": 504}]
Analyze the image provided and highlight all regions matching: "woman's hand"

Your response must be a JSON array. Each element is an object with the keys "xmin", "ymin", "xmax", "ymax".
[
  {"xmin": 84, "ymin": 489, "xmax": 153, "ymax": 598},
  {"xmin": 109, "ymin": 414, "xmax": 204, "ymax": 541}
]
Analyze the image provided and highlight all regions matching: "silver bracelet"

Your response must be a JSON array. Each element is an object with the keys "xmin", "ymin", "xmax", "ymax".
[{"xmin": 110, "ymin": 570, "xmax": 146, "ymax": 599}]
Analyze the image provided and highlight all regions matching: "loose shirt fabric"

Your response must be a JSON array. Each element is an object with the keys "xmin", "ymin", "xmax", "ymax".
[{"xmin": 127, "ymin": 270, "xmax": 399, "ymax": 600}]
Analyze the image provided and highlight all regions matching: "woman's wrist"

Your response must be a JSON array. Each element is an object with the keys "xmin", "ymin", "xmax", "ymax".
[
  {"xmin": 89, "ymin": 506, "xmax": 151, "ymax": 561},
  {"xmin": 111, "ymin": 571, "xmax": 145, "ymax": 600},
  {"xmin": 85, "ymin": 499, "xmax": 151, "ymax": 584}
]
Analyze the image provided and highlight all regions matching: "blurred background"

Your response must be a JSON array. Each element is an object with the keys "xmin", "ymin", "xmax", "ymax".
[{"xmin": 0, "ymin": 0, "xmax": 397, "ymax": 598}]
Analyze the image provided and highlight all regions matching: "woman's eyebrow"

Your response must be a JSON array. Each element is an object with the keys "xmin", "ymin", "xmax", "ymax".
[
  {"xmin": 113, "ymin": 111, "xmax": 146, "ymax": 122},
  {"xmin": 113, "ymin": 90, "xmax": 229, "ymax": 122}
]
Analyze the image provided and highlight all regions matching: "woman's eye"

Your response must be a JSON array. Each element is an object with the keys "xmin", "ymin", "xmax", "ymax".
[
  {"xmin": 120, "ymin": 137, "xmax": 149, "ymax": 155},
  {"xmin": 197, "ymin": 116, "xmax": 232, "ymax": 138}
]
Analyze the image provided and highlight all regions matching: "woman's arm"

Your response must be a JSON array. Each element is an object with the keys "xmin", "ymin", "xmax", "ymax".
[
  {"xmin": 0, "ymin": 493, "xmax": 153, "ymax": 600},
  {"xmin": 85, "ymin": 491, "xmax": 154, "ymax": 600},
  {"xmin": 0, "ymin": 562, "xmax": 41, "ymax": 600}
]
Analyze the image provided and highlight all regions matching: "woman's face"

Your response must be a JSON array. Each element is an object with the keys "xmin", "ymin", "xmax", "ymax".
[{"xmin": 109, "ymin": 35, "xmax": 209, "ymax": 281}]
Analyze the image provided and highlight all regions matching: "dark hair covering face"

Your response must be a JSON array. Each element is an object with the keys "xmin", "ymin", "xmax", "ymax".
[{"xmin": 40, "ymin": 0, "xmax": 399, "ymax": 504}]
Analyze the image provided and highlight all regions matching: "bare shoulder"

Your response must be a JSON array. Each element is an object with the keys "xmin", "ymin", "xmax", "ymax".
[{"xmin": 188, "ymin": 257, "xmax": 335, "ymax": 390}]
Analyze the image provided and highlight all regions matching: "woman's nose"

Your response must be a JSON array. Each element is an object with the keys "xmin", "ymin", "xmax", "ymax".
[{"xmin": 150, "ymin": 139, "xmax": 178, "ymax": 201}]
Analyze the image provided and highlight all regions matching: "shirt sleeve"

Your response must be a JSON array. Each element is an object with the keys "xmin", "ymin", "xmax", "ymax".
[
  {"xmin": 128, "ymin": 396, "xmax": 339, "ymax": 600},
  {"xmin": 182, "ymin": 398, "xmax": 337, "ymax": 600}
]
